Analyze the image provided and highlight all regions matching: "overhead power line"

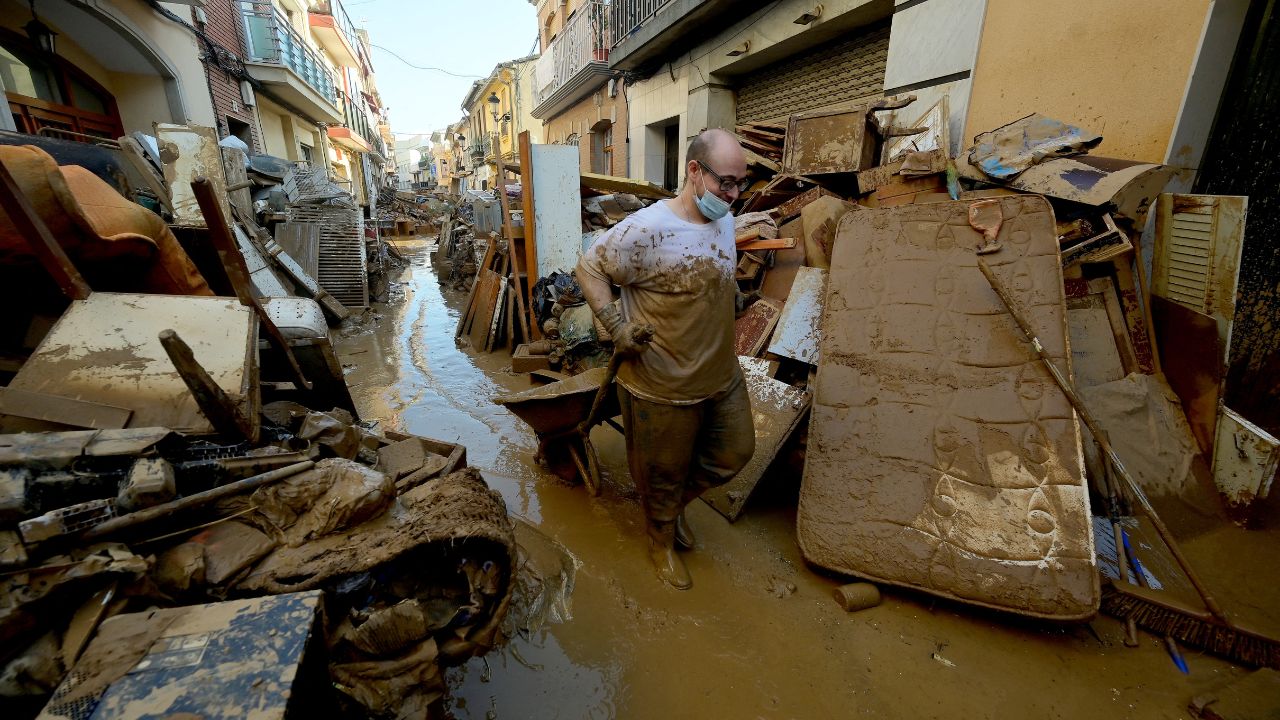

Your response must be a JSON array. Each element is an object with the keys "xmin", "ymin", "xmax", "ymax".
[{"xmin": 369, "ymin": 44, "xmax": 484, "ymax": 78}]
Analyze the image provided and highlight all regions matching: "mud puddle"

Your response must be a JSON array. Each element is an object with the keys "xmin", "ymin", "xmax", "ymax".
[{"xmin": 336, "ymin": 236, "xmax": 1276, "ymax": 719}]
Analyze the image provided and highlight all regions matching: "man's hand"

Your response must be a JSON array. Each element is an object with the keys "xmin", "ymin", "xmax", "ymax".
[
  {"xmin": 612, "ymin": 321, "xmax": 655, "ymax": 357},
  {"xmin": 596, "ymin": 302, "xmax": 654, "ymax": 357}
]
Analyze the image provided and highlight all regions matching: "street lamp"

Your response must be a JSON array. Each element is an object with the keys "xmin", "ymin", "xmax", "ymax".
[{"xmin": 25, "ymin": 0, "xmax": 57, "ymax": 56}]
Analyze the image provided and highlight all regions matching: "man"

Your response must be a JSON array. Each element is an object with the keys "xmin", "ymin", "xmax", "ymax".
[{"xmin": 576, "ymin": 128, "xmax": 755, "ymax": 590}]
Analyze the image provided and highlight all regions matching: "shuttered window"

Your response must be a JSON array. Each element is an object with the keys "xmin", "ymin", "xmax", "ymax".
[{"xmin": 735, "ymin": 23, "xmax": 890, "ymax": 125}]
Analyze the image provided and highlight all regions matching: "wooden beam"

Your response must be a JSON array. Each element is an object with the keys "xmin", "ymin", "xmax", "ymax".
[
  {"xmin": 519, "ymin": 130, "xmax": 541, "ymax": 340},
  {"xmin": 0, "ymin": 159, "xmax": 91, "ymax": 300}
]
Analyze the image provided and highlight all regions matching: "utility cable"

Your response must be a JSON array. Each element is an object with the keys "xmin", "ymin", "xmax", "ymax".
[{"xmin": 368, "ymin": 44, "xmax": 484, "ymax": 78}]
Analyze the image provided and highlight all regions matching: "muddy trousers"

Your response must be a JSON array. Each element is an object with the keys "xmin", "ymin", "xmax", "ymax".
[{"xmin": 617, "ymin": 373, "xmax": 755, "ymax": 540}]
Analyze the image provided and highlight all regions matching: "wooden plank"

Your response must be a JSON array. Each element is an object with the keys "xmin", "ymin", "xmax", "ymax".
[
  {"xmin": 579, "ymin": 171, "xmax": 674, "ymax": 199},
  {"xmin": 0, "ymin": 160, "xmax": 91, "ymax": 300},
  {"xmin": 117, "ymin": 136, "xmax": 174, "ymax": 215},
  {"xmin": 519, "ymin": 131, "xmax": 541, "ymax": 340},
  {"xmin": 738, "ymin": 237, "xmax": 797, "ymax": 251},
  {"xmin": 156, "ymin": 123, "xmax": 227, "ymax": 228},
  {"xmin": 1112, "ymin": 255, "xmax": 1157, "ymax": 374},
  {"xmin": 0, "ymin": 387, "xmax": 132, "ymax": 430},
  {"xmin": 768, "ymin": 185, "xmax": 838, "ymax": 225},
  {"xmin": 469, "ymin": 269, "xmax": 504, "ymax": 349},
  {"xmin": 1088, "ymin": 277, "xmax": 1140, "ymax": 375},
  {"xmin": 1152, "ymin": 294, "xmax": 1223, "ymax": 455},
  {"xmin": 456, "ymin": 240, "xmax": 497, "ymax": 339},
  {"xmin": 734, "ymin": 297, "xmax": 783, "ymax": 357},
  {"xmin": 274, "ymin": 222, "xmax": 321, "ymax": 279}
]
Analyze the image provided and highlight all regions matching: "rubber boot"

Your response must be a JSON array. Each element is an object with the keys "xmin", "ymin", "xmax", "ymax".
[
  {"xmin": 674, "ymin": 511, "xmax": 696, "ymax": 550},
  {"xmin": 647, "ymin": 523, "xmax": 692, "ymax": 590}
]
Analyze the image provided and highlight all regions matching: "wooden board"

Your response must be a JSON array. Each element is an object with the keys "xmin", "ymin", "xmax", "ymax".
[
  {"xmin": 1066, "ymin": 294, "xmax": 1126, "ymax": 389},
  {"xmin": 1152, "ymin": 294, "xmax": 1224, "ymax": 455},
  {"xmin": 579, "ymin": 172, "xmax": 674, "ymax": 199},
  {"xmin": 155, "ymin": 123, "xmax": 226, "ymax": 228},
  {"xmin": 766, "ymin": 266, "xmax": 825, "ymax": 365},
  {"xmin": 468, "ymin": 269, "xmax": 504, "ymax": 349},
  {"xmin": 759, "ymin": 219, "xmax": 806, "ymax": 301},
  {"xmin": 734, "ymin": 297, "xmax": 783, "ymax": 357},
  {"xmin": 9, "ymin": 293, "xmax": 257, "ymax": 434},
  {"xmin": 0, "ymin": 387, "xmax": 132, "ymax": 430},
  {"xmin": 701, "ymin": 357, "xmax": 810, "ymax": 521},
  {"xmin": 274, "ymin": 222, "xmax": 321, "ymax": 279},
  {"xmin": 1088, "ymin": 277, "xmax": 1139, "ymax": 375}
]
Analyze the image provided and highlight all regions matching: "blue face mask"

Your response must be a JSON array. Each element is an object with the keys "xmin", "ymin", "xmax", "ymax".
[{"xmin": 694, "ymin": 174, "xmax": 731, "ymax": 221}]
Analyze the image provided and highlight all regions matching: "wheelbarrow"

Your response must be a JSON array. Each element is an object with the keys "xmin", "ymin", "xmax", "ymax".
[
  {"xmin": 496, "ymin": 317, "xmax": 660, "ymax": 493},
  {"xmin": 494, "ymin": 364, "xmax": 626, "ymax": 495}
]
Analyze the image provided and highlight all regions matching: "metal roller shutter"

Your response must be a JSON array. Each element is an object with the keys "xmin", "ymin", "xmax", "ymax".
[{"xmin": 736, "ymin": 23, "xmax": 890, "ymax": 125}]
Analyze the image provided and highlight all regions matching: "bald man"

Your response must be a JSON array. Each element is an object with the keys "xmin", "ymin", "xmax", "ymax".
[{"xmin": 577, "ymin": 129, "xmax": 755, "ymax": 589}]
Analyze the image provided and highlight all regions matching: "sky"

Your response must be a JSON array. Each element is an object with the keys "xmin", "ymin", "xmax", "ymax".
[{"xmin": 350, "ymin": 0, "xmax": 539, "ymax": 139}]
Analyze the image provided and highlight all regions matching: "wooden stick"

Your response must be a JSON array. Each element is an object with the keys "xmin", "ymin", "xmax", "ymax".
[
  {"xmin": 159, "ymin": 329, "xmax": 257, "ymax": 442},
  {"xmin": 1129, "ymin": 231, "xmax": 1163, "ymax": 375},
  {"xmin": 0, "ymin": 159, "xmax": 91, "ymax": 300},
  {"xmin": 191, "ymin": 177, "xmax": 312, "ymax": 390},
  {"xmin": 80, "ymin": 461, "xmax": 314, "ymax": 541},
  {"xmin": 738, "ymin": 238, "xmax": 797, "ymax": 251}
]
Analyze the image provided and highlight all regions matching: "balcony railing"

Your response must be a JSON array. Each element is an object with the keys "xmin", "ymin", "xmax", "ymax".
[
  {"xmin": 532, "ymin": 0, "xmax": 610, "ymax": 110},
  {"xmin": 240, "ymin": 0, "xmax": 338, "ymax": 104},
  {"xmin": 310, "ymin": 0, "xmax": 360, "ymax": 49},
  {"xmin": 610, "ymin": 0, "xmax": 671, "ymax": 47}
]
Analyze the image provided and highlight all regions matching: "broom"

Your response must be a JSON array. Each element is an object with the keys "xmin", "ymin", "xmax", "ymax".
[{"xmin": 971, "ymin": 249, "xmax": 1280, "ymax": 669}]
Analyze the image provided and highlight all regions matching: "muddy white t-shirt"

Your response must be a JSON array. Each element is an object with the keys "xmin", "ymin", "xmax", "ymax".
[{"xmin": 578, "ymin": 200, "xmax": 740, "ymax": 405}]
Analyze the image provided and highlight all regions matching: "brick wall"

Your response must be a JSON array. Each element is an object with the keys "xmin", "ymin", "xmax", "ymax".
[
  {"xmin": 542, "ymin": 81, "xmax": 629, "ymax": 176},
  {"xmin": 199, "ymin": 0, "xmax": 262, "ymax": 152}
]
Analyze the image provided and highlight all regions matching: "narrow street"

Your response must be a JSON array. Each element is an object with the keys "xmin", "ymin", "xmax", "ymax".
[{"xmin": 336, "ymin": 236, "xmax": 1274, "ymax": 719}]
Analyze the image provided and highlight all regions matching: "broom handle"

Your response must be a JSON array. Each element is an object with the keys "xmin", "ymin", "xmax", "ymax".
[{"xmin": 976, "ymin": 259, "xmax": 1228, "ymax": 622}]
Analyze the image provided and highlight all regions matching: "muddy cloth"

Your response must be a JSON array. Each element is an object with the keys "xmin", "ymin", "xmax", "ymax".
[
  {"xmin": 0, "ymin": 145, "xmax": 211, "ymax": 295},
  {"xmin": 578, "ymin": 200, "xmax": 739, "ymax": 404},
  {"xmin": 618, "ymin": 372, "xmax": 754, "ymax": 528},
  {"xmin": 968, "ymin": 114, "xmax": 1102, "ymax": 180}
]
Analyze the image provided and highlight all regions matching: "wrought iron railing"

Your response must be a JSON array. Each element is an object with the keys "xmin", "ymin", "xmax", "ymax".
[
  {"xmin": 240, "ymin": 0, "xmax": 338, "ymax": 104},
  {"xmin": 533, "ymin": 0, "xmax": 610, "ymax": 107},
  {"xmin": 609, "ymin": 0, "xmax": 673, "ymax": 47}
]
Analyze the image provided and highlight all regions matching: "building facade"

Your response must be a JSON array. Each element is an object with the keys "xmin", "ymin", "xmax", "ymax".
[
  {"xmin": 529, "ymin": 0, "xmax": 627, "ymax": 177},
  {"xmin": 0, "ymin": 0, "xmax": 218, "ymax": 139},
  {"xmin": 607, "ymin": 0, "xmax": 1248, "ymax": 192},
  {"xmin": 461, "ymin": 55, "xmax": 540, "ymax": 192}
]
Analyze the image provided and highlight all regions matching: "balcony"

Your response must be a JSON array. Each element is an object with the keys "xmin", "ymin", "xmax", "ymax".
[
  {"xmin": 328, "ymin": 96, "xmax": 388, "ymax": 162},
  {"xmin": 531, "ymin": 0, "xmax": 612, "ymax": 119},
  {"xmin": 609, "ymin": 0, "xmax": 773, "ymax": 71},
  {"xmin": 240, "ymin": 0, "xmax": 343, "ymax": 124},
  {"xmin": 308, "ymin": 0, "xmax": 362, "ymax": 68}
]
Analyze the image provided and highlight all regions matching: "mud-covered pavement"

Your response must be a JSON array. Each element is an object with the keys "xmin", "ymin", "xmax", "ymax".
[{"xmin": 336, "ymin": 236, "xmax": 1279, "ymax": 719}]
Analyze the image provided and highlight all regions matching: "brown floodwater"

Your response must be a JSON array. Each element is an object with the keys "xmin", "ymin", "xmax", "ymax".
[{"xmin": 335, "ymin": 236, "xmax": 1280, "ymax": 719}]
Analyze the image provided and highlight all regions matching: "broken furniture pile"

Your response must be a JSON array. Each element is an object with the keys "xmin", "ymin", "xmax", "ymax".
[
  {"xmin": 491, "ymin": 99, "xmax": 1279, "ymax": 671},
  {"xmin": 0, "ymin": 133, "xmax": 519, "ymax": 718}
]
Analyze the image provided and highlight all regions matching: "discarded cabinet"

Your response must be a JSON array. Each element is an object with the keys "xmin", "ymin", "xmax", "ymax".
[{"xmin": 1211, "ymin": 407, "xmax": 1280, "ymax": 515}]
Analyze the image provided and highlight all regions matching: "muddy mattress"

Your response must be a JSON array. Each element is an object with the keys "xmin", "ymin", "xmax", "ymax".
[{"xmin": 797, "ymin": 195, "xmax": 1098, "ymax": 619}]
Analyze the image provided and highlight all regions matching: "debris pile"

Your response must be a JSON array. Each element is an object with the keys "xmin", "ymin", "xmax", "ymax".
[
  {"xmin": 0, "ymin": 128, "xmax": 525, "ymax": 718},
  {"xmin": 467, "ymin": 99, "xmax": 1279, "ymax": 671}
]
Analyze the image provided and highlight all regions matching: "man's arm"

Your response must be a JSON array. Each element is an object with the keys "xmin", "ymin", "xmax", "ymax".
[{"xmin": 576, "ymin": 233, "xmax": 651, "ymax": 357}]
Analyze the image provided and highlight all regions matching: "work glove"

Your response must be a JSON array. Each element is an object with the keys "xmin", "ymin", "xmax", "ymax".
[{"xmin": 596, "ymin": 302, "xmax": 653, "ymax": 358}]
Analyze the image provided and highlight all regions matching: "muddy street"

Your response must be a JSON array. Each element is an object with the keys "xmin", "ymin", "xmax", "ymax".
[{"xmin": 334, "ymin": 237, "xmax": 1269, "ymax": 720}]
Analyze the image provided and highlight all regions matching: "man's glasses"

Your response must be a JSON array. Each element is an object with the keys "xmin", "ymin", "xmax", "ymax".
[{"xmin": 698, "ymin": 161, "xmax": 751, "ymax": 193}]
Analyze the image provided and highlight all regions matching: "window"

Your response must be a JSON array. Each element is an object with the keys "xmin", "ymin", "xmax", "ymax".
[
  {"xmin": 1, "ymin": 29, "xmax": 123, "ymax": 142},
  {"xmin": 299, "ymin": 144, "xmax": 314, "ymax": 164},
  {"xmin": 590, "ymin": 119, "xmax": 612, "ymax": 175},
  {"xmin": 227, "ymin": 117, "xmax": 253, "ymax": 147}
]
